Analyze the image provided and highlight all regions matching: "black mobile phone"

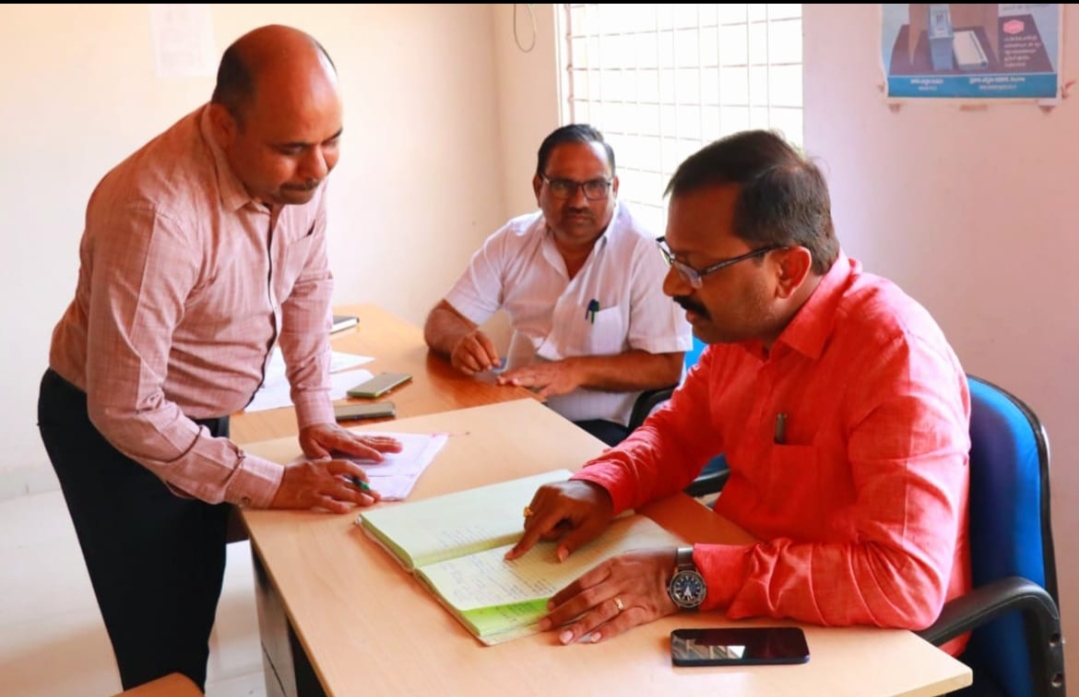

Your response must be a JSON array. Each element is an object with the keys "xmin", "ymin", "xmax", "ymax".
[
  {"xmin": 346, "ymin": 372, "xmax": 413, "ymax": 399},
  {"xmin": 670, "ymin": 627, "xmax": 809, "ymax": 667},
  {"xmin": 333, "ymin": 401, "xmax": 396, "ymax": 421}
]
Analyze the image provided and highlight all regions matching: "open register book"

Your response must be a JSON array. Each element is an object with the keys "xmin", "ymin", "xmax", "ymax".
[{"xmin": 356, "ymin": 469, "xmax": 685, "ymax": 645}]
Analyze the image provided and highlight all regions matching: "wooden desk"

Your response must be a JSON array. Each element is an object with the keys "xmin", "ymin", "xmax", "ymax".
[
  {"xmin": 241, "ymin": 399, "xmax": 972, "ymax": 697},
  {"xmin": 229, "ymin": 303, "xmax": 536, "ymax": 446}
]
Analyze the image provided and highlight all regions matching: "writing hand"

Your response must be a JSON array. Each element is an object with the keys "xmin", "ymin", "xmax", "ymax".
[
  {"xmin": 538, "ymin": 548, "xmax": 679, "ymax": 645},
  {"xmin": 269, "ymin": 457, "xmax": 382, "ymax": 513},
  {"xmin": 505, "ymin": 480, "xmax": 613, "ymax": 561},
  {"xmin": 450, "ymin": 329, "xmax": 501, "ymax": 375}
]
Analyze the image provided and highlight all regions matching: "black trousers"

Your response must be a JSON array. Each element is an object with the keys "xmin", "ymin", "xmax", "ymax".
[
  {"xmin": 37, "ymin": 368, "xmax": 232, "ymax": 692},
  {"xmin": 573, "ymin": 419, "xmax": 631, "ymax": 447}
]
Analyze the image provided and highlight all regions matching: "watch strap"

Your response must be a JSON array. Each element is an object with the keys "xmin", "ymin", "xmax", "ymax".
[{"xmin": 675, "ymin": 546, "xmax": 695, "ymax": 571}]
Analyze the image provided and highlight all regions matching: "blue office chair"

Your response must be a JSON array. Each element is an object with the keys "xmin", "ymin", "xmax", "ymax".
[
  {"xmin": 635, "ymin": 363, "xmax": 1064, "ymax": 694},
  {"xmin": 628, "ymin": 337, "xmax": 730, "ymax": 497},
  {"xmin": 917, "ymin": 375, "xmax": 1064, "ymax": 697}
]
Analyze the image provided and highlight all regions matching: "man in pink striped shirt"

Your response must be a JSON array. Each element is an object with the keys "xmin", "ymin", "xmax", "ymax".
[
  {"xmin": 36, "ymin": 25, "xmax": 400, "ymax": 692},
  {"xmin": 508, "ymin": 130, "xmax": 972, "ymax": 657}
]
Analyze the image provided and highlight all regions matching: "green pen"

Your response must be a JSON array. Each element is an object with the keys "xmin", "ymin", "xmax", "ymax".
[{"xmin": 349, "ymin": 475, "xmax": 371, "ymax": 492}]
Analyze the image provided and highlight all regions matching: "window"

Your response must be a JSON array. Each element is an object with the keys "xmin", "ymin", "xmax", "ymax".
[{"xmin": 557, "ymin": 4, "xmax": 804, "ymax": 234}]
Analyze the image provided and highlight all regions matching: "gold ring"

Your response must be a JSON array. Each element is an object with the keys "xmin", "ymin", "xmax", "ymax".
[
  {"xmin": 523, "ymin": 506, "xmax": 534, "ymax": 518},
  {"xmin": 614, "ymin": 596, "xmax": 624, "ymax": 613}
]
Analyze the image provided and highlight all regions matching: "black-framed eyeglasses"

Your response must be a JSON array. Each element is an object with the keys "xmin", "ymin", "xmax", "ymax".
[
  {"xmin": 540, "ymin": 175, "xmax": 612, "ymax": 201},
  {"xmin": 657, "ymin": 236, "xmax": 781, "ymax": 289}
]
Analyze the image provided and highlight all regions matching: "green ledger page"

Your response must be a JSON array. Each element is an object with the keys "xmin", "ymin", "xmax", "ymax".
[
  {"xmin": 357, "ymin": 469, "xmax": 573, "ymax": 570},
  {"xmin": 416, "ymin": 515, "xmax": 684, "ymax": 643}
]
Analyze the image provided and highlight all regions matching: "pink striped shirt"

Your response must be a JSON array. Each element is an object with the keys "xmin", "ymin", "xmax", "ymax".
[
  {"xmin": 574, "ymin": 254, "xmax": 972, "ymax": 655},
  {"xmin": 49, "ymin": 105, "xmax": 336, "ymax": 508}
]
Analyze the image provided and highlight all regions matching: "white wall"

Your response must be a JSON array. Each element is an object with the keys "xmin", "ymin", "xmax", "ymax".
[
  {"xmin": 0, "ymin": 4, "xmax": 505, "ymax": 492},
  {"xmin": 482, "ymin": 3, "xmax": 563, "ymax": 348},
  {"xmin": 803, "ymin": 2, "xmax": 1078, "ymax": 683},
  {"xmin": 492, "ymin": 4, "xmax": 562, "ymax": 217}
]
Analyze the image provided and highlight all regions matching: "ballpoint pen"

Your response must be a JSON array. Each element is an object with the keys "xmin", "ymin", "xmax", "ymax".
[
  {"xmin": 774, "ymin": 412, "xmax": 787, "ymax": 445},
  {"xmin": 349, "ymin": 475, "xmax": 371, "ymax": 492},
  {"xmin": 586, "ymin": 298, "xmax": 600, "ymax": 324}
]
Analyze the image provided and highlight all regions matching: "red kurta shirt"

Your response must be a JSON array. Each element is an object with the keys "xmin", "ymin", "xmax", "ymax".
[{"xmin": 575, "ymin": 254, "xmax": 971, "ymax": 655}]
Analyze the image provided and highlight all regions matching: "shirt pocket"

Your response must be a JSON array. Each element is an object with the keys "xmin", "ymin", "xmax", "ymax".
[
  {"xmin": 536, "ymin": 299, "xmax": 625, "ymax": 360},
  {"xmin": 765, "ymin": 444, "xmax": 820, "ymax": 520},
  {"xmin": 587, "ymin": 306, "xmax": 626, "ymax": 356}
]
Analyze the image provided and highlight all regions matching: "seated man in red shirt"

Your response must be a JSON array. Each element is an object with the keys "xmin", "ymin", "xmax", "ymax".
[{"xmin": 507, "ymin": 129, "xmax": 971, "ymax": 655}]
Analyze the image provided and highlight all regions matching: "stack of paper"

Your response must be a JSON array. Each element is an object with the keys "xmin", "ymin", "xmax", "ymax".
[
  {"xmin": 244, "ymin": 348, "xmax": 375, "ymax": 413},
  {"xmin": 341, "ymin": 431, "xmax": 449, "ymax": 501}
]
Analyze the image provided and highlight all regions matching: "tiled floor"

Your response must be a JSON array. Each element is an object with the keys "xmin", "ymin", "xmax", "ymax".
[{"xmin": 0, "ymin": 490, "xmax": 266, "ymax": 697}]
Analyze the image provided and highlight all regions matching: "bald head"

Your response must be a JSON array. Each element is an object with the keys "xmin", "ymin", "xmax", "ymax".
[
  {"xmin": 208, "ymin": 25, "xmax": 344, "ymax": 207},
  {"xmin": 211, "ymin": 24, "xmax": 337, "ymax": 128}
]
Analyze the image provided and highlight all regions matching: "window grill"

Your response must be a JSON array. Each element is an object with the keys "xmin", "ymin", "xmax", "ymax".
[{"xmin": 559, "ymin": 4, "xmax": 804, "ymax": 234}]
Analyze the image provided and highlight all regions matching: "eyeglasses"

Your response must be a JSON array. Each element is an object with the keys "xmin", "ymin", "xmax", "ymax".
[
  {"xmin": 657, "ymin": 236, "xmax": 781, "ymax": 289},
  {"xmin": 540, "ymin": 175, "xmax": 612, "ymax": 201}
]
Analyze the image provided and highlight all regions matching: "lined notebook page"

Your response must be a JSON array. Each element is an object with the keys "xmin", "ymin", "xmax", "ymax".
[
  {"xmin": 357, "ymin": 469, "xmax": 574, "ymax": 570},
  {"xmin": 416, "ymin": 515, "xmax": 684, "ymax": 611}
]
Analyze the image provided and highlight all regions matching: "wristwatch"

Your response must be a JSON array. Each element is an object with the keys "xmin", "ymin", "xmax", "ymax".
[{"xmin": 667, "ymin": 546, "xmax": 707, "ymax": 610}]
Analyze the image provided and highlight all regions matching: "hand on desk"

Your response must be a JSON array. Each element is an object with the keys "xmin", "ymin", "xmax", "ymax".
[
  {"xmin": 267, "ymin": 423, "xmax": 403, "ymax": 513},
  {"xmin": 496, "ymin": 358, "xmax": 581, "ymax": 399},
  {"xmin": 299, "ymin": 422, "xmax": 402, "ymax": 462},
  {"xmin": 538, "ymin": 548, "xmax": 679, "ymax": 645},
  {"xmin": 506, "ymin": 481, "xmax": 679, "ymax": 644}
]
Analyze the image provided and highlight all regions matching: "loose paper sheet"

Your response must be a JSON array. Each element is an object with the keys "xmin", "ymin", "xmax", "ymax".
[{"xmin": 243, "ymin": 348, "xmax": 375, "ymax": 413}]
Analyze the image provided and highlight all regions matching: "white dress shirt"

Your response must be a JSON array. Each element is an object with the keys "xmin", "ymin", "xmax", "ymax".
[{"xmin": 444, "ymin": 201, "xmax": 692, "ymax": 426}]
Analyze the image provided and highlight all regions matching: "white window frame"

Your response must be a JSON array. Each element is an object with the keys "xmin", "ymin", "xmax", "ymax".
[{"xmin": 556, "ymin": 3, "xmax": 804, "ymax": 235}]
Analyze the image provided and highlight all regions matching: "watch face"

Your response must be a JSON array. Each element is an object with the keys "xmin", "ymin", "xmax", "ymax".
[{"xmin": 669, "ymin": 570, "xmax": 707, "ymax": 609}]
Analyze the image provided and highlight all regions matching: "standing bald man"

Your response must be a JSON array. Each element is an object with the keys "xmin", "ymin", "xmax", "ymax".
[{"xmin": 36, "ymin": 25, "xmax": 398, "ymax": 691}]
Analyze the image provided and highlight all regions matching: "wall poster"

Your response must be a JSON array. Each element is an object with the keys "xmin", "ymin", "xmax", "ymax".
[{"xmin": 882, "ymin": 4, "xmax": 1063, "ymax": 99}]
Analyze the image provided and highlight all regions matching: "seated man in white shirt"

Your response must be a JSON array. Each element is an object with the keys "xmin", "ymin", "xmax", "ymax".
[{"xmin": 423, "ymin": 124, "xmax": 691, "ymax": 445}]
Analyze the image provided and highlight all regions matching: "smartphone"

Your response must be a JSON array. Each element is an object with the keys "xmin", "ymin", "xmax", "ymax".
[
  {"xmin": 346, "ymin": 372, "xmax": 413, "ymax": 398},
  {"xmin": 670, "ymin": 627, "xmax": 809, "ymax": 667},
  {"xmin": 333, "ymin": 401, "xmax": 396, "ymax": 421}
]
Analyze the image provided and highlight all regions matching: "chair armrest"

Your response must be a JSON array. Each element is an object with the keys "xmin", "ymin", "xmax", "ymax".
[
  {"xmin": 627, "ymin": 385, "xmax": 677, "ymax": 431},
  {"xmin": 683, "ymin": 466, "xmax": 730, "ymax": 498},
  {"xmin": 917, "ymin": 577, "xmax": 1060, "ymax": 645},
  {"xmin": 917, "ymin": 576, "xmax": 1065, "ymax": 697}
]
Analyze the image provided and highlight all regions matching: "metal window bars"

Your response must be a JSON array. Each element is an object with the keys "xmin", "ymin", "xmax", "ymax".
[{"xmin": 559, "ymin": 4, "xmax": 804, "ymax": 234}]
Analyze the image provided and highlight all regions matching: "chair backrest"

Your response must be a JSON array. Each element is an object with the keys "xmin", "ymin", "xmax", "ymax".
[
  {"xmin": 685, "ymin": 336, "xmax": 706, "ymax": 371},
  {"xmin": 963, "ymin": 375, "xmax": 1058, "ymax": 697}
]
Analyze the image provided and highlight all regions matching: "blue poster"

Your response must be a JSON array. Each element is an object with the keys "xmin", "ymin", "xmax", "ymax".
[{"xmin": 882, "ymin": 4, "xmax": 1063, "ymax": 99}]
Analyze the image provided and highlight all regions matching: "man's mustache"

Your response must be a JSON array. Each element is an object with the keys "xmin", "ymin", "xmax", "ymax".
[
  {"xmin": 674, "ymin": 295, "xmax": 710, "ymax": 320},
  {"xmin": 283, "ymin": 179, "xmax": 321, "ymax": 192}
]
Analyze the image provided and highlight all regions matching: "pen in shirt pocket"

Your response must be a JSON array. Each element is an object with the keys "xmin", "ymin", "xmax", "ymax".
[
  {"xmin": 773, "ymin": 412, "xmax": 787, "ymax": 445},
  {"xmin": 585, "ymin": 299, "xmax": 600, "ymax": 324}
]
